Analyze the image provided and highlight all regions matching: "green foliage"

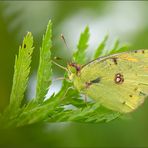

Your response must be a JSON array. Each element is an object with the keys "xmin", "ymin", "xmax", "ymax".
[
  {"xmin": 73, "ymin": 26, "xmax": 90, "ymax": 64},
  {"xmin": 94, "ymin": 34, "xmax": 108, "ymax": 58},
  {"xmin": 0, "ymin": 20, "xmax": 130, "ymax": 129},
  {"xmin": 109, "ymin": 39, "xmax": 129, "ymax": 54},
  {"xmin": 9, "ymin": 32, "xmax": 34, "ymax": 111},
  {"xmin": 36, "ymin": 20, "xmax": 52, "ymax": 103},
  {"xmin": 48, "ymin": 103, "xmax": 120, "ymax": 123},
  {"xmin": 94, "ymin": 36, "xmax": 130, "ymax": 59}
]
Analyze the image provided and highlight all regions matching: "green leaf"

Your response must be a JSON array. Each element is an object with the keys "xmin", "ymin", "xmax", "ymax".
[
  {"xmin": 35, "ymin": 20, "xmax": 52, "ymax": 103},
  {"xmin": 15, "ymin": 99, "xmax": 58, "ymax": 127},
  {"xmin": 115, "ymin": 44, "xmax": 130, "ymax": 53},
  {"xmin": 105, "ymin": 39, "xmax": 130, "ymax": 55},
  {"xmin": 49, "ymin": 76, "xmax": 78, "ymax": 104},
  {"xmin": 73, "ymin": 26, "xmax": 90, "ymax": 64},
  {"xmin": 48, "ymin": 103, "xmax": 120, "ymax": 123},
  {"xmin": 93, "ymin": 34, "xmax": 108, "ymax": 59},
  {"xmin": 109, "ymin": 39, "xmax": 120, "ymax": 54},
  {"xmin": 9, "ymin": 32, "xmax": 34, "ymax": 111}
]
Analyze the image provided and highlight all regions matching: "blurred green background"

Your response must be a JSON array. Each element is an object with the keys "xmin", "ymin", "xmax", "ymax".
[{"xmin": 0, "ymin": 1, "xmax": 148, "ymax": 147}]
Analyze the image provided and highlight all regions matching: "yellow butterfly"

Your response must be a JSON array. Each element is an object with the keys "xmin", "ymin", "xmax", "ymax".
[{"xmin": 67, "ymin": 49, "xmax": 148, "ymax": 113}]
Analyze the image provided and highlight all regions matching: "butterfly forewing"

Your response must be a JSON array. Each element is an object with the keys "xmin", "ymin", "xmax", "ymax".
[{"xmin": 77, "ymin": 49, "xmax": 148, "ymax": 113}]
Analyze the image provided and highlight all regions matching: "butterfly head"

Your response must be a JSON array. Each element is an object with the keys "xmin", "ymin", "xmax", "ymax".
[{"xmin": 67, "ymin": 62, "xmax": 81, "ymax": 81}]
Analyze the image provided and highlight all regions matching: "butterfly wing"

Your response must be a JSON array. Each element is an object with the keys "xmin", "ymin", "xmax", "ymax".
[{"xmin": 75, "ymin": 49, "xmax": 148, "ymax": 113}]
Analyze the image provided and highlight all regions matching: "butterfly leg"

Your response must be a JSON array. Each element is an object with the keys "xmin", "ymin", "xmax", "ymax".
[
  {"xmin": 83, "ymin": 95, "xmax": 89, "ymax": 107},
  {"xmin": 61, "ymin": 86, "xmax": 74, "ymax": 101},
  {"xmin": 52, "ymin": 77, "xmax": 69, "ymax": 82},
  {"xmin": 84, "ymin": 95, "xmax": 87, "ymax": 103}
]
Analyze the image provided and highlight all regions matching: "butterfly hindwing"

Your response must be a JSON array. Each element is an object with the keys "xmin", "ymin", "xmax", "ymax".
[{"xmin": 75, "ymin": 49, "xmax": 148, "ymax": 113}]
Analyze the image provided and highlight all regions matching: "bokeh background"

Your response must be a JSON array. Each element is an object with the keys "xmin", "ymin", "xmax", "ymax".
[{"xmin": 0, "ymin": 1, "xmax": 148, "ymax": 147}]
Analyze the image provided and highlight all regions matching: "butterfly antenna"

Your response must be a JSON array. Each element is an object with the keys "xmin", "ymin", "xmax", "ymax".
[
  {"xmin": 51, "ymin": 60, "xmax": 69, "ymax": 72},
  {"xmin": 52, "ymin": 34, "xmax": 71, "ymax": 72},
  {"xmin": 61, "ymin": 34, "xmax": 69, "ymax": 50},
  {"xmin": 54, "ymin": 56, "xmax": 62, "ymax": 60},
  {"xmin": 52, "ymin": 77, "xmax": 69, "ymax": 82}
]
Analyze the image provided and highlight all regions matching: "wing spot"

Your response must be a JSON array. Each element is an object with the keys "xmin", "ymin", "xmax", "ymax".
[
  {"xmin": 129, "ymin": 95, "xmax": 133, "ymax": 98},
  {"xmin": 85, "ymin": 77, "xmax": 101, "ymax": 88},
  {"xmin": 134, "ymin": 50, "xmax": 138, "ymax": 53},
  {"xmin": 134, "ymin": 87, "xmax": 138, "ymax": 91},
  {"xmin": 122, "ymin": 101, "xmax": 126, "ymax": 105},
  {"xmin": 90, "ymin": 77, "xmax": 101, "ymax": 83},
  {"xmin": 85, "ymin": 82, "xmax": 92, "ymax": 88},
  {"xmin": 24, "ymin": 44, "xmax": 26, "ymax": 48},
  {"xmin": 112, "ymin": 58, "xmax": 118, "ymax": 65},
  {"xmin": 114, "ymin": 73, "xmax": 124, "ymax": 84},
  {"xmin": 139, "ymin": 91, "xmax": 146, "ymax": 96}
]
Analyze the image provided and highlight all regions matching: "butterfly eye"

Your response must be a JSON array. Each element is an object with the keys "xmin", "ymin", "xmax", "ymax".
[{"xmin": 68, "ymin": 63, "xmax": 81, "ymax": 74}]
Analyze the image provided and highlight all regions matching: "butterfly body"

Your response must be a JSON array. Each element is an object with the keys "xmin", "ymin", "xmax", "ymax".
[{"xmin": 68, "ymin": 49, "xmax": 148, "ymax": 113}]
